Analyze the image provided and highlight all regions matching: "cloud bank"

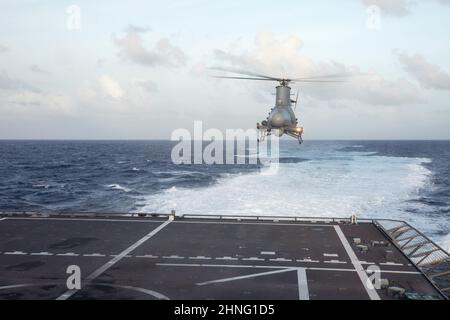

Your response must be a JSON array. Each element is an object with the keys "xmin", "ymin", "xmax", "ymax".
[
  {"xmin": 362, "ymin": 0, "xmax": 450, "ymax": 16},
  {"xmin": 213, "ymin": 32, "xmax": 420, "ymax": 106},
  {"xmin": 396, "ymin": 51, "xmax": 450, "ymax": 90},
  {"xmin": 114, "ymin": 25, "xmax": 187, "ymax": 68}
]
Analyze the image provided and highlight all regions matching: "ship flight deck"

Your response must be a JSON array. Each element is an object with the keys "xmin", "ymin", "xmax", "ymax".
[{"xmin": 0, "ymin": 212, "xmax": 448, "ymax": 300}]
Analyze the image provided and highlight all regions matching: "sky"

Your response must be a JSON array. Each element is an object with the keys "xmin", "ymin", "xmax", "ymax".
[{"xmin": 0, "ymin": 0, "xmax": 450, "ymax": 140}]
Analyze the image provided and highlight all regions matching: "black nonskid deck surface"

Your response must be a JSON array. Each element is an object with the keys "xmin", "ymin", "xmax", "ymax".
[{"xmin": 0, "ymin": 215, "xmax": 443, "ymax": 300}]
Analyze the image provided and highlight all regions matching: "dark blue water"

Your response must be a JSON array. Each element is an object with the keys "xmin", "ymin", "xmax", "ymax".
[
  {"xmin": 0, "ymin": 140, "xmax": 449, "ymax": 246},
  {"xmin": 0, "ymin": 140, "xmax": 255, "ymax": 213}
]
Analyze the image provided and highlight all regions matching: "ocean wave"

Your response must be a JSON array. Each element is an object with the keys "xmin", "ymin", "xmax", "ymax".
[
  {"xmin": 32, "ymin": 184, "xmax": 51, "ymax": 189},
  {"xmin": 136, "ymin": 154, "xmax": 434, "ymax": 223},
  {"xmin": 106, "ymin": 184, "xmax": 131, "ymax": 192},
  {"xmin": 442, "ymin": 234, "xmax": 450, "ymax": 253}
]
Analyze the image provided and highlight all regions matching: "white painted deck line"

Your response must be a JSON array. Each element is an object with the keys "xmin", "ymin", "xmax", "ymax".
[
  {"xmin": 242, "ymin": 257, "xmax": 265, "ymax": 261},
  {"xmin": 6, "ymin": 217, "xmax": 164, "ymax": 223},
  {"xmin": 174, "ymin": 221, "xmax": 333, "ymax": 227},
  {"xmin": 30, "ymin": 252, "xmax": 53, "ymax": 256},
  {"xmin": 197, "ymin": 268, "xmax": 295, "ymax": 286},
  {"xmin": 162, "ymin": 255, "xmax": 184, "ymax": 259},
  {"xmin": 56, "ymin": 216, "xmax": 173, "ymax": 300},
  {"xmin": 324, "ymin": 260, "xmax": 347, "ymax": 264},
  {"xmin": 297, "ymin": 268, "xmax": 310, "ymax": 300},
  {"xmin": 156, "ymin": 262, "xmax": 421, "ymax": 275},
  {"xmin": 189, "ymin": 256, "xmax": 212, "ymax": 260},
  {"xmin": 334, "ymin": 225, "xmax": 381, "ymax": 300},
  {"xmin": 157, "ymin": 262, "xmax": 355, "ymax": 272},
  {"xmin": 296, "ymin": 259, "xmax": 319, "ymax": 263},
  {"xmin": 380, "ymin": 262, "xmax": 403, "ymax": 266},
  {"xmin": 4, "ymin": 251, "xmax": 27, "ymax": 255},
  {"xmin": 269, "ymin": 258, "xmax": 292, "ymax": 262},
  {"xmin": 323, "ymin": 253, "xmax": 339, "ymax": 257}
]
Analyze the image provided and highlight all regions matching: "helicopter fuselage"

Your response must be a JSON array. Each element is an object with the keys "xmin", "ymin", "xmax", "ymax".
[{"xmin": 257, "ymin": 84, "xmax": 304, "ymax": 142}]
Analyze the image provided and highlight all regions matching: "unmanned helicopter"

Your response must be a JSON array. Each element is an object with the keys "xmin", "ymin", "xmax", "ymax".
[{"xmin": 211, "ymin": 67, "xmax": 349, "ymax": 144}]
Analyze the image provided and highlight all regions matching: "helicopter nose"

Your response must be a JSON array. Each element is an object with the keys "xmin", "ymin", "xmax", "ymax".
[{"xmin": 270, "ymin": 113, "xmax": 286, "ymax": 127}]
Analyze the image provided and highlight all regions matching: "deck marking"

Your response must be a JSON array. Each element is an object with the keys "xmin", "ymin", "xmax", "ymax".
[
  {"xmin": 215, "ymin": 257, "xmax": 238, "ymax": 261},
  {"xmin": 136, "ymin": 254, "xmax": 158, "ymax": 258},
  {"xmin": 162, "ymin": 255, "xmax": 184, "ymax": 259},
  {"xmin": 368, "ymin": 269, "xmax": 421, "ymax": 274},
  {"xmin": 334, "ymin": 225, "xmax": 381, "ymax": 300},
  {"xmin": 359, "ymin": 261, "xmax": 376, "ymax": 265},
  {"xmin": 269, "ymin": 258, "xmax": 292, "ymax": 262},
  {"xmin": 297, "ymin": 268, "xmax": 309, "ymax": 300},
  {"xmin": 174, "ymin": 220, "xmax": 332, "ymax": 227},
  {"xmin": 324, "ymin": 260, "xmax": 347, "ymax": 264},
  {"xmin": 197, "ymin": 268, "xmax": 296, "ymax": 286},
  {"xmin": 296, "ymin": 259, "xmax": 319, "ymax": 263},
  {"xmin": 6, "ymin": 217, "xmax": 164, "ymax": 223},
  {"xmin": 30, "ymin": 252, "xmax": 53, "ymax": 256},
  {"xmin": 83, "ymin": 253, "xmax": 106, "ymax": 257},
  {"xmin": 0, "ymin": 217, "xmax": 6, "ymax": 221},
  {"xmin": 323, "ymin": 253, "xmax": 339, "ymax": 257},
  {"xmin": 380, "ymin": 262, "xmax": 403, "ymax": 266},
  {"xmin": 157, "ymin": 262, "xmax": 357, "ymax": 272},
  {"xmin": 92, "ymin": 283, "xmax": 169, "ymax": 300},
  {"xmin": 242, "ymin": 257, "xmax": 265, "ymax": 261},
  {"xmin": 0, "ymin": 282, "xmax": 169, "ymax": 300},
  {"xmin": 56, "ymin": 216, "xmax": 173, "ymax": 300},
  {"xmin": 261, "ymin": 251, "xmax": 276, "ymax": 255},
  {"xmin": 4, "ymin": 251, "xmax": 27, "ymax": 255},
  {"xmin": 156, "ymin": 262, "xmax": 421, "ymax": 275},
  {"xmin": 189, "ymin": 256, "xmax": 212, "ymax": 260},
  {"xmin": 56, "ymin": 253, "xmax": 79, "ymax": 257}
]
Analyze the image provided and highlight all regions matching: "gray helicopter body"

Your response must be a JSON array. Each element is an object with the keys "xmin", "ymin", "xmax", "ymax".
[
  {"xmin": 259, "ymin": 84, "xmax": 303, "ymax": 142},
  {"xmin": 212, "ymin": 66, "xmax": 349, "ymax": 144}
]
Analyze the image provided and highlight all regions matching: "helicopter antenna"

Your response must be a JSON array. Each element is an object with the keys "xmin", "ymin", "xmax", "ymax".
[{"xmin": 294, "ymin": 90, "xmax": 299, "ymax": 110}]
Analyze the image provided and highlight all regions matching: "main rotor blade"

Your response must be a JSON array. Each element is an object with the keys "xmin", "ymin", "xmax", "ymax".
[
  {"xmin": 210, "ymin": 66, "xmax": 280, "ymax": 81},
  {"xmin": 293, "ymin": 79, "xmax": 345, "ymax": 83},
  {"xmin": 291, "ymin": 72, "xmax": 370, "ymax": 81},
  {"xmin": 212, "ymin": 76, "xmax": 275, "ymax": 81}
]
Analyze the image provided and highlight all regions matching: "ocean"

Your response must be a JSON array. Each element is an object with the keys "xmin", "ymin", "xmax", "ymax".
[{"xmin": 0, "ymin": 140, "xmax": 449, "ymax": 249}]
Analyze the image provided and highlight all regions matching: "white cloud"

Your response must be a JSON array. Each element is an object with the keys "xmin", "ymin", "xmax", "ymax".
[
  {"xmin": 362, "ymin": 0, "xmax": 450, "ymax": 16},
  {"xmin": 133, "ymin": 79, "xmax": 158, "ymax": 93},
  {"xmin": 0, "ymin": 91, "xmax": 74, "ymax": 115},
  {"xmin": 98, "ymin": 75, "xmax": 124, "ymax": 99},
  {"xmin": 0, "ymin": 71, "xmax": 37, "ymax": 91},
  {"xmin": 396, "ymin": 51, "xmax": 450, "ymax": 90},
  {"xmin": 362, "ymin": 0, "xmax": 413, "ymax": 16},
  {"xmin": 0, "ymin": 44, "xmax": 7, "ymax": 53},
  {"xmin": 29, "ymin": 64, "xmax": 51, "ymax": 75},
  {"xmin": 213, "ymin": 32, "xmax": 420, "ymax": 106},
  {"xmin": 113, "ymin": 25, "xmax": 187, "ymax": 68}
]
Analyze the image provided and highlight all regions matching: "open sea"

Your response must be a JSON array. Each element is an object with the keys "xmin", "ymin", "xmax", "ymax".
[{"xmin": 0, "ymin": 140, "xmax": 449, "ymax": 249}]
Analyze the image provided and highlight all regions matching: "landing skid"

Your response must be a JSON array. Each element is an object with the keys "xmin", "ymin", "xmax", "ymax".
[
  {"xmin": 257, "ymin": 124, "xmax": 303, "ymax": 144},
  {"xmin": 285, "ymin": 131, "xmax": 303, "ymax": 144}
]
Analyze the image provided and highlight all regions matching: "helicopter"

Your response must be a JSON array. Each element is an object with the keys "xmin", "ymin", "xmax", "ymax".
[{"xmin": 211, "ymin": 67, "xmax": 347, "ymax": 144}]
